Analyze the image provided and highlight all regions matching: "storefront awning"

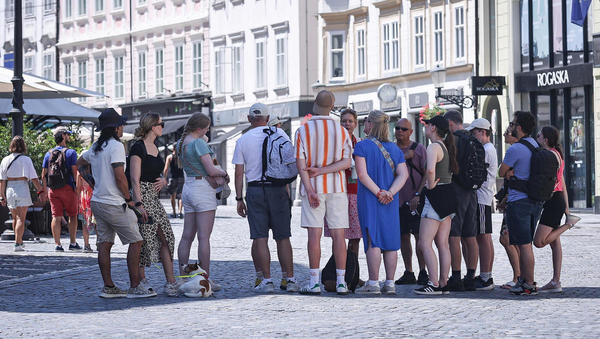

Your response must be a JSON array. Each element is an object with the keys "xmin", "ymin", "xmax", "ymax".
[
  {"xmin": 209, "ymin": 123, "xmax": 251, "ymax": 146},
  {"xmin": 0, "ymin": 98, "xmax": 99, "ymax": 122}
]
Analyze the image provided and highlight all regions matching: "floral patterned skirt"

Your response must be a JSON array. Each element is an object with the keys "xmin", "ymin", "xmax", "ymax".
[
  {"xmin": 324, "ymin": 193, "xmax": 362, "ymax": 240},
  {"xmin": 138, "ymin": 181, "xmax": 175, "ymax": 267}
]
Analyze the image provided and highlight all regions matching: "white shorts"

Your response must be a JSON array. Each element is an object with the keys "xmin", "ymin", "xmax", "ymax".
[
  {"xmin": 6, "ymin": 180, "xmax": 33, "ymax": 209},
  {"xmin": 301, "ymin": 193, "xmax": 349, "ymax": 229},
  {"xmin": 182, "ymin": 177, "xmax": 217, "ymax": 213}
]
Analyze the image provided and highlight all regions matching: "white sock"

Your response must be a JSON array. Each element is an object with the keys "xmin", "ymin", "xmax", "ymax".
[
  {"xmin": 70, "ymin": 242, "xmax": 77, "ymax": 246},
  {"xmin": 336, "ymin": 269, "xmax": 346, "ymax": 285},
  {"xmin": 287, "ymin": 276, "xmax": 296, "ymax": 282},
  {"xmin": 309, "ymin": 269, "xmax": 320, "ymax": 286},
  {"xmin": 385, "ymin": 280, "xmax": 394, "ymax": 287},
  {"xmin": 480, "ymin": 272, "xmax": 492, "ymax": 281},
  {"xmin": 263, "ymin": 278, "xmax": 272, "ymax": 284},
  {"xmin": 367, "ymin": 280, "xmax": 379, "ymax": 286}
]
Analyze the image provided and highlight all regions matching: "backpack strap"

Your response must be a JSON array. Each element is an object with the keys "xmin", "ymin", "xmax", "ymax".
[
  {"xmin": 6, "ymin": 154, "xmax": 23, "ymax": 172},
  {"xmin": 369, "ymin": 138, "xmax": 395, "ymax": 171},
  {"xmin": 518, "ymin": 138, "xmax": 537, "ymax": 153}
]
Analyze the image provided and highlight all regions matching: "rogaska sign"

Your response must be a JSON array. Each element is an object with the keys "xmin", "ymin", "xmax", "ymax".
[
  {"xmin": 537, "ymin": 69, "xmax": 570, "ymax": 87},
  {"xmin": 515, "ymin": 63, "xmax": 592, "ymax": 92}
]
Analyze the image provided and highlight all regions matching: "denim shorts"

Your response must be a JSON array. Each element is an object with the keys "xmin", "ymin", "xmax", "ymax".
[
  {"xmin": 506, "ymin": 198, "xmax": 544, "ymax": 245},
  {"xmin": 421, "ymin": 197, "xmax": 455, "ymax": 222}
]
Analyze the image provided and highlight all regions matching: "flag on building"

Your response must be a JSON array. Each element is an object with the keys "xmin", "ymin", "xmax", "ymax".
[{"xmin": 571, "ymin": 0, "xmax": 591, "ymax": 27}]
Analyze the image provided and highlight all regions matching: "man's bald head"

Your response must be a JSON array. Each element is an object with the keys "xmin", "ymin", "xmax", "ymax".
[
  {"xmin": 313, "ymin": 90, "xmax": 335, "ymax": 116},
  {"xmin": 396, "ymin": 118, "xmax": 412, "ymax": 129},
  {"xmin": 395, "ymin": 118, "xmax": 413, "ymax": 144}
]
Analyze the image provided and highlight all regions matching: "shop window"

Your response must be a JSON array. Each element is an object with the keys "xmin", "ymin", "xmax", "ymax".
[
  {"xmin": 532, "ymin": 0, "xmax": 549, "ymax": 69},
  {"xmin": 520, "ymin": 0, "xmax": 529, "ymax": 71},
  {"xmin": 330, "ymin": 32, "xmax": 345, "ymax": 80}
]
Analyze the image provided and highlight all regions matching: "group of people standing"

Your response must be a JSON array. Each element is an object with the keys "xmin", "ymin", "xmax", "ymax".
[{"xmin": 0, "ymin": 90, "xmax": 579, "ymax": 298}]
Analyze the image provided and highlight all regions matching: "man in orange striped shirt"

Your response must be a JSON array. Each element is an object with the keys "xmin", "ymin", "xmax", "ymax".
[{"xmin": 295, "ymin": 90, "xmax": 353, "ymax": 295}]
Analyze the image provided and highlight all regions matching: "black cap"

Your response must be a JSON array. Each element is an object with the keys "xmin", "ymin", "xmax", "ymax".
[
  {"xmin": 423, "ymin": 115, "xmax": 449, "ymax": 132},
  {"xmin": 96, "ymin": 108, "xmax": 127, "ymax": 131}
]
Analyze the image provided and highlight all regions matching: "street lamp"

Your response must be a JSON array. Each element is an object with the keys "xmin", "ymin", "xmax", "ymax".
[{"xmin": 430, "ymin": 65, "xmax": 474, "ymax": 115}]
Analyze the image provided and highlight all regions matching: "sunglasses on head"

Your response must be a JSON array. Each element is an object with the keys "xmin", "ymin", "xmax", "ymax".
[
  {"xmin": 154, "ymin": 122, "xmax": 165, "ymax": 128},
  {"xmin": 395, "ymin": 126, "xmax": 410, "ymax": 131}
]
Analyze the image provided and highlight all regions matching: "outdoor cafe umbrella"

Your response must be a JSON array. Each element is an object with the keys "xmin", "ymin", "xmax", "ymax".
[{"xmin": 0, "ymin": 66, "xmax": 102, "ymax": 99}]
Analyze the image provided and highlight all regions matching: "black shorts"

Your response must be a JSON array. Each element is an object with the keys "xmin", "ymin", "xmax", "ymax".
[
  {"xmin": 450, "ymin": 185, "xmax": 478, "ymax": 237},
  {"xmin": 167, "ymin": 177, "xmax": 184, "ymax": 196},
  {"xmin": 246, "ymin": 185, "xmax": 292, "ymax": 240},
  {"xmin": 539, "ymin": 191, "xmax": 566, "ymax": 229},
  {"xmin": 477, "ymin": 204, "xmax": 492, "ymax": 234},
  {"xmin": 400, "ymin": 204, "xmax": 420, "ymax": 235}
]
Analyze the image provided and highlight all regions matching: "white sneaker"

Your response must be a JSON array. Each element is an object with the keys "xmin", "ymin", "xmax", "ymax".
[
  {"xmin": 381, "ymin": 283, "xmax": 396, "ymax": 295},
  {"xmin": 285, "ymin": 280, "xmax": 299, "ymax": 293},
  {"xmin": 356, "ymin": 284, "xmax": 381, "ymax": 295},
  {"xmin": 254, "ymin": 280, "xmax": 275, "ymax": 293},
  {"xmin": 127, "ymin": 284, "xmax": 157, "ymax": 298},
  {"xmin": 14, "ymin": 244, "xmax": 25, "ymax": 252},
  {"xmin": 336, "ymin": 282, "xmax": 349, "ymax": 295},
  {"xmin": 299, "ymin": 283, "xmax": 321, "ymax": 295},
  {"xmin": 566, "ymin": 214, "xmax": 582, "ymax": 228}
]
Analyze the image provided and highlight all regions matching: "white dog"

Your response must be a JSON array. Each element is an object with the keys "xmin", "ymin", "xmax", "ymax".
[{"xmin": 178, "ymin": 264, "xmax": 213, "ymax": 298}]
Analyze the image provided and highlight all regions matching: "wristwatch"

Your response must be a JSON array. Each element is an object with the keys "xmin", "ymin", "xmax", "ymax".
[
  {"xmin": 135, "ymin": 201, "xmax": 143, "ymax": 207},
  {"xmin": 125, "ymin": 197, "xmax": 133, "ymax": 203},
  {"xmin": 235, "ymin": 196, "xmax": 244, "ymax": 202},
  {"xmin": 414, "ymin": 192, "xmax": 420, "ymax": 197}
]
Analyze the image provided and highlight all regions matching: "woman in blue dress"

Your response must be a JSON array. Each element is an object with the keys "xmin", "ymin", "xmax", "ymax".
[{"xmin": 354, "ymin": 110, "xmax": 408, "ymax": 295}]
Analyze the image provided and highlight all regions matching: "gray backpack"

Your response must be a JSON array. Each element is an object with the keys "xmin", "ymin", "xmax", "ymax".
[{"xmin": 261, "ymin": 127, "xmax": 298, "ymax": 185}]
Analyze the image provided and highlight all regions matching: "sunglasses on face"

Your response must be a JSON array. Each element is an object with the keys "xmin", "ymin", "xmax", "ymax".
[
  {"xmin": 154, "ymin": 122, "xmax": 165, "ymax": 128},
  {"xmin": 395, "ymin": 126, "xmax": 410, "ymax": 131}
]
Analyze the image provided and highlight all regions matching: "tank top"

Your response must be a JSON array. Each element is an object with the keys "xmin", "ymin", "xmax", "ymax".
[
  {"xmin": 434, "ymin": 141, "xmax": 452, "ymax": 184},
  {"xmin": 551, "ymin": 148, "xmax": 564, "ymax": 192},
  {"xmin": 170, "ymin": 154, "xmax": 184, "ymax": 178}
]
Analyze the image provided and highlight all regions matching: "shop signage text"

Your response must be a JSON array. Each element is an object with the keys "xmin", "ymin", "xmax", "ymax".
[
  {"xmin": 352, "ymin": 100, "xmax": 373, "ymax": 115},
  {"xmin": 471, "ymin": 76, "xmax": 505, "ymax": 95},
  {"xmin": 537, "ymin": 70, "xmax": 569, "ymax": 87}
]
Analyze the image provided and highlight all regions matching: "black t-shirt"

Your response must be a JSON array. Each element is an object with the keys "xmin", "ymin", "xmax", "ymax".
[{"xmin": 129, "ymin": 140, "xmax": 165, "ymax": 182}]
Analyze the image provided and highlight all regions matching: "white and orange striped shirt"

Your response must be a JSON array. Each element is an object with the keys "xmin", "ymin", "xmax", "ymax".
[{"xmin": 295, "ymin": 116, "xmax": 353, "ymax": 195}]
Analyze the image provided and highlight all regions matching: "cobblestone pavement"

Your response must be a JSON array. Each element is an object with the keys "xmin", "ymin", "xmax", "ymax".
[{"xmin": 1, "ymin": 201, "xmax": 600, "ymax": 337}]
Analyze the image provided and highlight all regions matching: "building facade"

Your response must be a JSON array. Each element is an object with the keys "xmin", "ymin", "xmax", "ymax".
[
  {"xmin": 57, "ymin": 0, "xmax": 211, "ymax": 122},
  {"xmin": 208, "ymin": 0, "xmax": 319, "ymax": 178},
  {"xmin": 315, "ymin": 0, "xmax": 476, "ymax": 144},
  {"xmin": 2, "ymin": 0, "xmax": 58, "ymax": 79},
  {"xmin": 490, "ymin": 0, "xmax": 594, "ymax": 209}
]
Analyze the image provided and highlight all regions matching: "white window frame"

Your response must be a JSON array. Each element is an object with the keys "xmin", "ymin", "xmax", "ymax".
[
  {"xmin": 275, "ymin": 35, "xmax": 287, "ymax": 87},
  {"xmin": 95, "ymin": 0, "xmax": 104, "ymax": 12},
  {"xmin": 455, "ymin": 6, "xmax": 465, "ymax": 60},
  {"xmin": 64, "ymin": 63, "xmax": 72, "ymax": 85},
  {"xmin": 44, "ymin": 0, "xmax": 54, "ymax": 12},
  {"xmin": 329, "ymin": 31, "xmax": 345, "ymax": 81},
  {"xmin": 174, "ymin": 44, "xmax": 184, "ymax": 92},
  {"xmin": 95, "ymin": 58, "xmax": 105, "ymax": 95},
  {"xmin": 155, "ymin": 48, "xmax": 164, "ymax": 94},
  {"xmin": 6, "ymin": 0, "xmax": 15, "ymax": 19},
  {"xmin": 78, "ymin": 60, "xmax": 87, "ymax": 102},
  {"xmin": 414, "ymin": 16, "xmax": 425, "ymax": 67},
  {"xmin": 356, "ymin": 28, "xmax": 366, "ymax": 77},
  {"xmin": 113, "ymin": 0, "xmax": 123, "ymax": 9},
  {"xmin": 138, "ymin": 51, "xmax": 146, "ymax": 97},
  {"xmin": 192, "ymin": 41, "xmax": 203, "ymax": 90},
  {"xmin": 434, "ymin": 11, "xmax": 444, "ymax": 64},
  {"xmin": 24, "ymin": 55, "xmax": 34, "ymax": 74},
  {"xmin": 78, "ymin": 0, "xmax": 86, "ymax": 15},
  {"xmin": 65, "ymin": 0, "xmax": 72, "ymax": 18},
  {"xmin": 231, "ymin": 44, "xmax": 243, "ymax": 94},
  {"xmin": 382, "ymin": 21, "xmax": 399, "ymax": 72},
  {"xmin": 255, "ymin": 39, "xmax": 266, "ymax": 89},
  {"xmin": 214, "ymin": 47, "xmax": 225, "ymax": 94},
  {"xmin": 25, "ymin": 0, "xmax": 34, "ymax": 16},
  {"xmin": 43, "ymin": 53, "xmax": 54, "ymax": 80},
  {"xmin": 114, "ymin": 56, "xmax": 124, "ymax": 99}
]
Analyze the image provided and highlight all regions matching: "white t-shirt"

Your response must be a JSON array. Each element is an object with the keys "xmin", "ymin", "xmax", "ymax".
[
  {"xmin": 477, "ymin": 142, "xmax": 498, "ymax": 205},
  {"xmin": 0, "ymin": 153, "xmax": 38, "ymax": 180},
  {"xmin": 232, "ymin": 126, "xmax": 291, "ymax": 182},
  {"xmin": 81, "ymin": 138, "xmax": 127, "ymax": 206}
]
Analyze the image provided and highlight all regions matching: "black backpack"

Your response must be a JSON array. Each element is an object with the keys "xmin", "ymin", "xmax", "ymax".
[
  {"xmin": 513, "ymin": 139, "xmax": 558, "ymax": 202},
  {"xmin": 321, "ymin": 248, "xmax": 360, "ymax": 292},
  {"xmin": 47, "ymin": 148, "xmax": 70, "ymax": 189},
  {"xmin": 454, "ymin": 130, "xmax": 487, "ymax": 190}
]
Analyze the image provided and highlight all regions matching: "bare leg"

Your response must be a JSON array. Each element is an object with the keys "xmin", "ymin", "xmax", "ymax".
[
  {"xmin": 434, "ymin": 217, "xmax": 452, "ymax": 287},
  {"xmin": 549, "ymin": 237, "xmax": 562, "ymax": 283},
  {"xmin": 98, "ymin": 242, "xmax": 114, "ymax": 287},
  {"xmin": 400, "ymin": 233, "xmax": 413, "ymax": 272},
  {"xmin": 382, "ymin": 250, "xmax": 398, "ymax": 281},
  {"xmin": 12, "ymin": 207, "xmax": 28, "ymax": 244},
  {"xmin": 51, "ymin": 216, "xmax": 62, "ymax": 246},
  {"xmin": 418, "ymin": 218, "xmax": 440, "ymax": 286},
  {"xmin": 534, "ymin": 224, "xmax": 569, "ymax": 248},
  {"xmin": 414, "ymin": 234, "xmax": 426, "ymax": 271},
  {"xmin": 170, "ymin": 194, "xmax": 176, "ymax": 215},
  {"xmin": 365, "ymin": 234, "xmax": 382, "ymax": 281},
  {"xmin": 127, "ymin": 241, "xmax": 143, "ymax": 288},
  {"xmin": 177, "ymin": 212, "xmax": 199, "ymax": 274},
  {"xmin": 275, "ymin": 238, "xmax": 294, "ymax": 278},
  {"xmin": 500, "ymin": 229, "xmax": 520, "ymax": 281},
  {"xmin": 196, "ymin": 210, "xmax": 216, "ymax": 276},
  {"xmin": 477, "ymin": 233, "xmax": 494, "ymax": 274},
  {"xmin": 330, "ymin": 228, "xmax": 347, "ymax": 270},
  {"xmin": 307, "ymin": 227, "xmax": 322, "ymax": 269},
  {"xmin": 67, "ymin": 215, "xmax": 78, "ymax": 244},
  {"xmin": 81, "ymin": 218, "xmax": 90, "ymax": 247},
  {"xmin": 449, "ymin": 236, "xmax": 462, "ymax": 272},
  {"xmin": 464, "ymin": 237, "xmax": 479, "ymax": 272},
  {"xmin": 253, "ymin": 238, "xmax": 271, "ymax": 278},
  {"xmin": 157, "ymin": 227, "xmax": 176, "ymax": 284},
  {"xmin": 518, "ymin": 243, "xmax": 535, "ymax": 285}
]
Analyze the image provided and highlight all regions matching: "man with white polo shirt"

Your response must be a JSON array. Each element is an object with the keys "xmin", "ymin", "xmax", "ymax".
[{"xmin": 233, "ymin": 103, "xmax": 297, "ymax": 293}]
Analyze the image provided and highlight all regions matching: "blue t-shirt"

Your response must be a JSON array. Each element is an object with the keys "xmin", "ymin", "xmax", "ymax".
[
  {"xmin": 42, "ymin": 146, "xmax": 78, "ymax": 189},
  {"xmin": 178, "ymin": 138, "xmax": 214, "ymax": 177},
  {"xmin": 502, "ymin": 137, "xmax": 538, "ymax": 202}
]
